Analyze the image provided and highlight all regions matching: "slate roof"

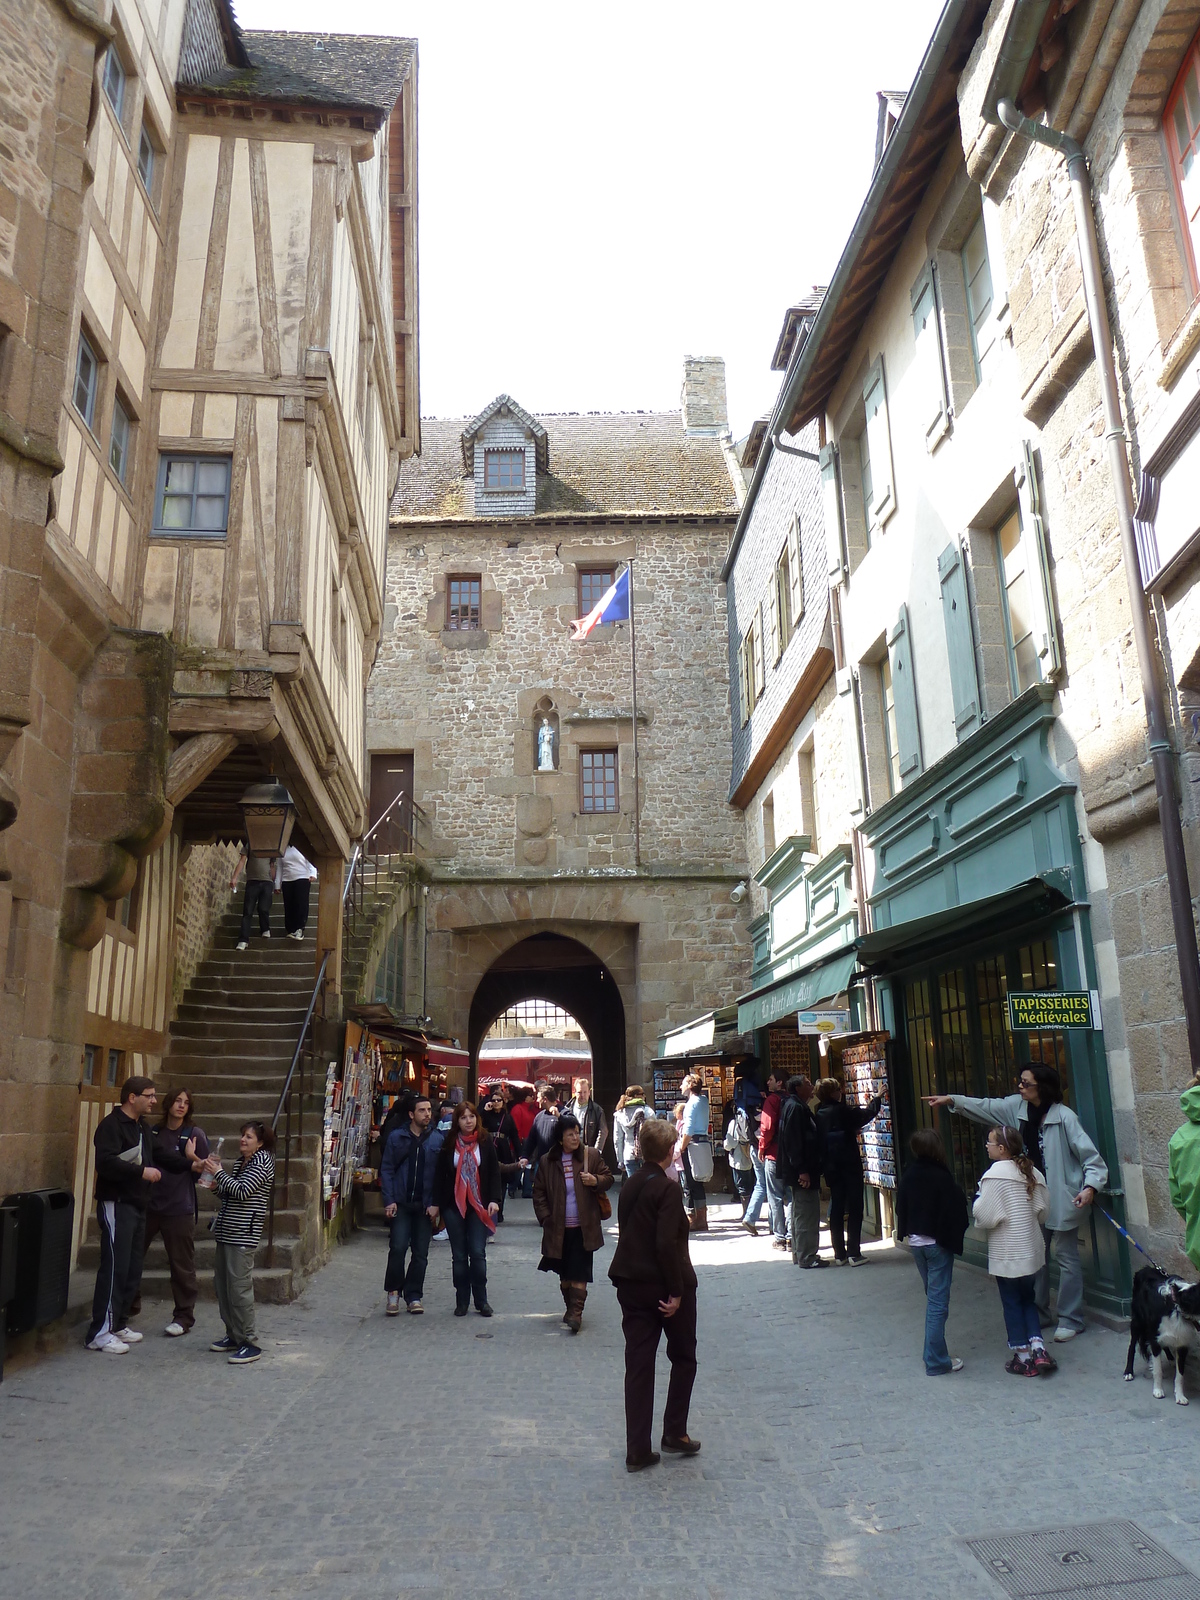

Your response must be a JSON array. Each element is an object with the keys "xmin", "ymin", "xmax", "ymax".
[
  {"xmin": 392, "ymin": 412, "xmax": 740, "ymax": 523},
  {"xmin": 182, "ymin": 31, "xmax": 416, "ymax": 118}
]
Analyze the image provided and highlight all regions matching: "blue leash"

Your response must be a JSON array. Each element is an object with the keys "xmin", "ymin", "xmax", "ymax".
[{"xmin": 1095, "ymin": 1203, "xmax": 1172, "ymax": 1278}]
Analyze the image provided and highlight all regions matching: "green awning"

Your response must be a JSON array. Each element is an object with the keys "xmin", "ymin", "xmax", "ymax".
[
  {"xmin": 737, "ymin": 949, "xmax": 858, "ymax": 1034},
  {"xmin": 855, "ymin": 872, "xmax": 1074, "ymax": 971}
]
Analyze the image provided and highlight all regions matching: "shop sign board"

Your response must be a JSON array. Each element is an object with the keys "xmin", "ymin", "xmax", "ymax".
[
  {"xmin": 796, "ymin": 1009, "xmax": 852, "ymax": 1037},
  {"xmin": 1007, "ymin": 990, "xmax": 1094, "ymax": 1031}
]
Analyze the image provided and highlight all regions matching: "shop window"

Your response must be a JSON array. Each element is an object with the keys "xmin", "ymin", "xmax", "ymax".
[
  {"xmin": 962, "ymin": 212, "xmax": 997, "ymax": 383},
  {"xmin": 577, "ymin": 567, "xmax": 614, "ymax": 615},
  {"xmin": 154, "ymin": 454, "xmax": 232, "ymax": 536},
  {"xmin": 446, "ymin": 574, "xmax": 481, "ymax": 631},
  {"xmin": 73, "ymin": 331, "xmax": 100, "ymax": 433},
  {"xmin": 1166, "ymin": 38, "xmax": 1200, "ymax": 289},
  {"xmin": 102, "ymin": 48, "xmax": 127, "ymax": 126},
  {"xmin": 484, "ymin": 448, "xmax": 524, "ymax": 490},
  {"xmin": 580, "ymin": 748, "xmax": 618, "ymax": 813},
  {"xmin": 109, "ymin": 393, "xmax": 132, "ymax": 486}
]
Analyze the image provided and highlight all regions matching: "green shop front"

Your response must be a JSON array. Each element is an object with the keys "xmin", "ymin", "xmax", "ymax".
[{"xmin": 859, "ymin": 684, "xmax": 1131, "ymax": 1314}]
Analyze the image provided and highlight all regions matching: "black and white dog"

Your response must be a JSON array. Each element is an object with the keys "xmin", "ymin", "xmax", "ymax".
[{"xmin": 1124, "ymin": 1265, "xmax": 1200, "ymax": 1405}]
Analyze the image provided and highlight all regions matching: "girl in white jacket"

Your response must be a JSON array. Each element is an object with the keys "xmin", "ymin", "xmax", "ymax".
[{"xmin": 973, "ymin": 1126, "xmax": 1054, "ymax": 1377}]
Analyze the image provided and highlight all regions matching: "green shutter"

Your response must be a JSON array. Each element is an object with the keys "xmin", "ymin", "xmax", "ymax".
[
  {"xmin": 862, "ymin": 356, "xmax": 895, "ymax": 527},
  {"xmin": 820, "ymin": 442, "xmax": 845, "ymax": 578},
  {"xmin": 1016, "ymin": 440, "xmax": 1062, "ymax": 678},
  {"xmin": 887, "ymin": 605, "xmax": 922, "ymax": 780},
  {"xmin": 911, "ymin": 261, "xmax": 949, "ymax": 451},
  {"xmin": 938, "ymin": 541, "xmax": 980, "ymax": 738}
]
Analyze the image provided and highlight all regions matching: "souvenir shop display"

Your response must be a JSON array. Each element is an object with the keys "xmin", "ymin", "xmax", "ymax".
[{"xmin": 840, "ymin": 1034, "xmax": 895, "ymax": 1189}]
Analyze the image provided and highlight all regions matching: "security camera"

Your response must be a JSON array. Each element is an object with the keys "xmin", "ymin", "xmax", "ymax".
[{"xmin": 730, "ymin": 880, "xmax": 748, "ymax": 904}]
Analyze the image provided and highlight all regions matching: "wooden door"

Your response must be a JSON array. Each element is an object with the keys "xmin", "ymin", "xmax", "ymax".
[{"xmin": 369, "ymin": 753, "xmax": 414, "ymax": 852}]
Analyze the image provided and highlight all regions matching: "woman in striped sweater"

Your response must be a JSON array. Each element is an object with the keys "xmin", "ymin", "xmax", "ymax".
[{"xmin": 201, "ymin": 1121, "xmax": 276, "ymax": 1365}]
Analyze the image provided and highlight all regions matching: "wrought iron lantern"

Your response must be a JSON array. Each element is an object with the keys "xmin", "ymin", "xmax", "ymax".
[{"xmin": 238, "ymin": 776, "xmax": 296, "ymax": 856}]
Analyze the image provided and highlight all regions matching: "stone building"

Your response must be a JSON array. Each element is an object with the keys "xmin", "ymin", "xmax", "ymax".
[
  {"xmin": 367, "ymin": 361, "xmax": 752, "ymax": 1104},
  {"xmin": 738, "ymin": 0, "xmax": 1200, "ymax": 1303},
  {"xmin": 0, "ymin": 0, "xmax": 417, "ymax": 1245}
]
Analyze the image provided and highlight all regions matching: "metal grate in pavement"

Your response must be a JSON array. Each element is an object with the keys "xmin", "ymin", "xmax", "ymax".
[{"xmin": 966, "ymin": 1521, "xmax": 1200, "ymax": 1599}]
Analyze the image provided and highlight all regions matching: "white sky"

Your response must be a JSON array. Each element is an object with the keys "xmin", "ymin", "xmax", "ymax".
[{"xmin": 234, "ymin": 0, "xmax": 946, "ymax": 440}]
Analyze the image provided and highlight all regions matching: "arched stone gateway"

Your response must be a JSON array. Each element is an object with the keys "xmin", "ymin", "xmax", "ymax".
[{"xmin": 469, "ymin": 934, "xmax": 626, "ymax": 1107}]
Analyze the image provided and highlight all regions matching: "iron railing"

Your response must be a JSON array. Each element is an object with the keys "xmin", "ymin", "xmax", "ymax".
[{"xmin": 265, "ymin": 790, "xmax": 427, "ymax": 1254}]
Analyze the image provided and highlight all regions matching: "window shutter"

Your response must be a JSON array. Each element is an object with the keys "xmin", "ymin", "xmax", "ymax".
[
  {"xmin": 787, "ymin": 516, "xmax": 804, "ymax": 626},
  {"xmin": 938, "ymin": 541, "xmax": 981, "ymax": 739},
  {"xmin": 836, "ymin": 667, "xmax": 864, "ymax": 816},
  {"xmin": 1015, "ymin": 440, "xmax": 1062, "ymax": 679},
  {"xmin": 887, "ymin": 605, "xmax": 922, "ymax": 780},
  {"xmin": 819, "ymin": 443, "xmax": 845, "ymax": 578},
  {"xmin": 861, "ymin": 356, "xmax": 895, "ymax": 527},
  {"xmin": 767, "ymin": 575, "xmax": 782, "ymax": 666},
  {"xmin": 911, "ymin": 262, "xmax": 950, "ymax": 452},
  {"xmin": 753, "ymin": 608, "xmax": 766, "ymax": 697}
]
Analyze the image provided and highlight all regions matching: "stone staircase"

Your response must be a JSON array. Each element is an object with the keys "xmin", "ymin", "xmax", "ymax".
[
  {"xmin": 78, "ymin": 900, "xmax": 326, "ymax": 1305},
  {"xmin": 341, "ymin": 854, "xmax": 422, "ymax": 1006}
]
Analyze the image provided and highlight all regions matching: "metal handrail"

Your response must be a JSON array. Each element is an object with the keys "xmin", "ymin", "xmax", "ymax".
[{"xmin": 271, "ymin": 950, "xmax": 331, "ymax": 1132}]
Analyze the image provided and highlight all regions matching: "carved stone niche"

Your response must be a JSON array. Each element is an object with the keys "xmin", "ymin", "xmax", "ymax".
[{"xmin": 533, "ymin": 697, "xmax": 559, "ymax": 772}]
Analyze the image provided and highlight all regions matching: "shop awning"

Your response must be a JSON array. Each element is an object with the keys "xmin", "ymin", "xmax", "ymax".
[
  {"xmin": 855, "ymin": 873, "xmax": 1075, "ymax": 971},
  {"xmin": 737, "ymin": 949, "xmax": 858, "ymax": 1035},
  {"xmin": 425, "ymin": 1043, "xmax": 469, "ymax": 1070}
]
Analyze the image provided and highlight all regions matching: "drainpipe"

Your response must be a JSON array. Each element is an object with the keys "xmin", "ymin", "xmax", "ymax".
[{"xmin": 996, "ymin": 99, "xmax": 1200, "ymax": 1072}]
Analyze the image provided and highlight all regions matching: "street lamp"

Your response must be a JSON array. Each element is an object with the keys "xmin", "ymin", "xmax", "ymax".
[{"xmin": 239, "ymin": 776, "xmax": 296, "ymax": 856}]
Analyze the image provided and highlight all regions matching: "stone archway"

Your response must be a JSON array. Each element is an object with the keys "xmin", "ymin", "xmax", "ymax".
[{"xmin": 468, "ymin": 932, "xmax": 627, "ymax": 1108}]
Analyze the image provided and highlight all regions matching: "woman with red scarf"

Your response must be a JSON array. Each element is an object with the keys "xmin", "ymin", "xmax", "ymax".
[{"xmin": 431, "ymin": 1101, "xmax": 503, "ymax": 1317}]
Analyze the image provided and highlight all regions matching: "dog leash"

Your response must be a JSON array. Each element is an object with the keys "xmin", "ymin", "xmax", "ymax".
[{"xmin": 1095, "ymin": 1203, "xmax": 1173, "ymax": 1279}]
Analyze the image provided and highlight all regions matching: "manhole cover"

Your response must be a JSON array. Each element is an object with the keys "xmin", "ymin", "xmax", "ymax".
[
  {"xmin": 967, "ymin": 1521, "xmax": 1200, "ymax": 1599},
  {"xmin": 475, "ymin": 1332, "xmax": 494, "ymax": 1339}
]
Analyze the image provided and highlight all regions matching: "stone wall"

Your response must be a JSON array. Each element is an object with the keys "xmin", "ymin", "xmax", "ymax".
[{"xmin": 172, "ymin": 840, "xmax": 240, "ymax": 1009}]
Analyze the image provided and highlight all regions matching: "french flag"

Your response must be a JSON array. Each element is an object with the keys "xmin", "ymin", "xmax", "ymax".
[{"xmin": 569, "ymin": 565, "xmax": 630, "ymax": 640}]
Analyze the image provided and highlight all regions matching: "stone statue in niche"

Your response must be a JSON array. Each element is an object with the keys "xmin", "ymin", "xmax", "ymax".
[{"xmin": 537, "ymin": 716, "xmax": 557, "ymax": 772}]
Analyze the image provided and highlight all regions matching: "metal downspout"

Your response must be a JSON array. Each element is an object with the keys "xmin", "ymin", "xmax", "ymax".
[{"xmin": 996, "ymin": 99, "xmax": 1200, "ymax": 1072}]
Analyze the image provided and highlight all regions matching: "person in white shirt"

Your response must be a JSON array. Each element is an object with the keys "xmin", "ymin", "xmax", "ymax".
[{"xmin": 278, "ymin": 847, "xmax": 318, "ymax": 941}]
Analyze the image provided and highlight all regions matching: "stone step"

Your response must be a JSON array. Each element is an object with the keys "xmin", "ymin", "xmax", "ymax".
[
  {"xmin": 78, "ymin": 1228, "xmax": 309, "ymax": 1277},
  {"xmin": 175, "ymin": 996, "xmax": 312, "ymax": 1019},
  {"xmin": 163, "ymin": 1037, "xmax": 299, "ymax": 1060},
  {"xmin": 173, "ymin": 1088, "xmax": 323, "ymax": 1116},
  {"xmin": 134, "ymin": 1264, "xmax": 296, "ymax": 1305},
  {"xmin": 169, "ymin": 1017, "xmax": 309, "ymax": 1041},
  {"xmin": 162, "ymin": 1072, "xmax": 319, "ymax": 1097}
]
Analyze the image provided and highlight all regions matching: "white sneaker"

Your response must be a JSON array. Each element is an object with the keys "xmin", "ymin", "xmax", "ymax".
[
  {"xmin": 261, "ymin": 930, "xmax": 270, "ymax": 939},
  {"xmin": 87, "ymin": 1334, "xmax": 129, "ymax": 1353},
  {"xmin": 1053, "ymin": 1325, "xmax": 1080, "ymax": 1342},
  {"xmin": 236, "ymin": 941, "xmax": 248, "ymax": 951},
  {"xmin": 164, "ymin": 1321, "xmax": 187, "ymax": 1337},
  {"xmin": 432, "ymin": 1229, "xmax": 448, "ymax": 1243},
  {"xmin": 114, "ymin": 1326, "xmax": 143, "ymax": 1343},
  {"xmin": 290, "ymin": 929, "xmax": 305, "ymax": 941}
]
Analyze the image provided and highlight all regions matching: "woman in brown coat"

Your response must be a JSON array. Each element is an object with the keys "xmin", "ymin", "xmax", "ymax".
[{"xmin": 532, "ymin": 1113, "xmax": 613, "ymax": 1333}]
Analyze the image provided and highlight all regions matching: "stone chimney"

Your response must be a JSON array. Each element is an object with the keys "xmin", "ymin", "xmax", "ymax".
[{"xmin": 681, "ymin": 356, "xmax": 729, "ymax": 437}]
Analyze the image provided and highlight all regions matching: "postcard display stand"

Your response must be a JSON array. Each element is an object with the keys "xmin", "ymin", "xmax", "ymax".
[
  {"xmin": 322, "ymin": 1036, "xmax": 378, "ymax": 1219},
  {"xmin": 651, "ymin": 1063, "xmax": 731, "ymax": 1134},
  {"xmin": 840, "ymin": 1034, "xmax": 895, "ymax": 1189}
]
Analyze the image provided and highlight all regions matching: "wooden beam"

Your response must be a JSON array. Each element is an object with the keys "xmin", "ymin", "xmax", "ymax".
[{"xmin": 166, "ymin": 732, "xmax": 239, "ymax": 806}]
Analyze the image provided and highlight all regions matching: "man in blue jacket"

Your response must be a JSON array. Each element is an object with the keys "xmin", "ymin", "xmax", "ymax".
[{"xmin": 381, "ymin": 1095, "xmax": 444, "ymax": 1316}]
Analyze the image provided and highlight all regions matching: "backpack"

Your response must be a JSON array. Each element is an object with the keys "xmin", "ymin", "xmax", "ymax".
[
  {"xmin": 732, "ymin": 1106, "xmax": 754, "ymax": 1147},
  {"xmin": 628, "ymin": 1104, "xmax": 649, "ymax": 1156}
]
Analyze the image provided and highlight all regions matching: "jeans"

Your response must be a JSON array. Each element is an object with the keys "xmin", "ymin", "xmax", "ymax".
[
  {"xmin": 731, "ymin": 1164, "xmax": 754, "ymax": 1204},
  {"xmin": 911, "ymin": 1244, "xmax": 955, "ymax": 1373},
  {"xmin": 444, "ymin": 1205, "xmax": 490, "ymax": 1308},
  {"xmin": 765, "ymin": 1157, "xmax": 791, "ymax": 1241},
  {"xmin": 1036, "ymin": 1226, "xmax": 1084, "ymax": 1332},
  {"xmin": 680, "ymin": 1146, "xmax": 707, "ymax": 1213},
  {"xmin": 827, "ymin": 1171, "xmax": 865, "ymax": 1259},
  {"xmin": 744, "ymin": 1148, "xmax": 768, "ymax": 1225},
  {"xmin": 86, "ymin": 1200, "xmax": 146, "ymax": 1343},
  {"xmin": 383, "ymin": 1207, "xmax": 433, "ymax": 1301},
  {"xmin": 213, "ymin": 1242, "xmax": 257, "ymax": 1345},
  {"xmin": 239, "ymin": 879, "xmax": 273, "ymax": 941},
  {"xmin": 623, "ymin": 1158, "xmax": 644, "ymax": 1179},
  {"xmin": 996, "ymin": 1273, "xmax": 1042, "ymax": 1349},
  {"xmin": 790, "ymin": 1184, "xmax": 821, "ymax": 1265}
]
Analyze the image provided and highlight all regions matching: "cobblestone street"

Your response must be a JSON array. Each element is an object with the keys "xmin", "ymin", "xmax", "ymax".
[{"xmin": 3, "ymin": 1199, "xmax": 1200, "ymax": 1600}]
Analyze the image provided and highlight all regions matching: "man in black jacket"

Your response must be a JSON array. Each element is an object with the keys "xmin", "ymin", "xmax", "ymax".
[
  {"xmin": 522, "ymin": 1089, "xmax": 560, "ymax": 1174},
  {"xmin": 381, "ymin": 1096, "xmax": 444, "ymax": 1315},
  {"xmin": 609, "ymin": 1117, "xmax": 700, "ymax": 1472},
  {"xmin": 85, "ymin": 1077, "xmax": 162, "ymax": 1353},
  {"xmin": 777, "ymin": 1076, "xmax": 825, "ymax": 1269}
]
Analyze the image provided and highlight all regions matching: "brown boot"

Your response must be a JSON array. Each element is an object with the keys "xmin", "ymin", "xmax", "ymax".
[
  {"xmin": 565, "ymin": 1285, "xmax": 587, "ymax": 1333},
  {"xmin": 560, "ymin": 1281, "xmax": 572, "ymax": 1324},
  {"xmin": 692, "ymin": 1205, "xmax": 708, "ymax": 1232}
]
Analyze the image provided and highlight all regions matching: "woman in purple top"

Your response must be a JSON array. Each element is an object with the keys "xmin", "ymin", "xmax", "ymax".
[{"xmin": 143, "ymin": 1087, "xmax": 209, "ymax": 1336}]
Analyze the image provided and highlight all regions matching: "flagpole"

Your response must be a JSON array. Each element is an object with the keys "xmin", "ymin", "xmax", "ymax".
[{"xmin": 628, "ymin": 558, "xmax": 640, "ymax": 869}]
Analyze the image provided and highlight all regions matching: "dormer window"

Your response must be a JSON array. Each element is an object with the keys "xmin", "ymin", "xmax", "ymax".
[{"xmin": 485, "ymin": 449, "xmax": 525, "ymax": 490}]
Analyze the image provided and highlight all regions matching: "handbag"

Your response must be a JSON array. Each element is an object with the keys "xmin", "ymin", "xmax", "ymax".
[
  {"xmin": 687, "ymin": 1137, "xmax": 714, "ymax": 1183},
  {"xmin": 584, "ymin": 1148, "xmax": 612, "ymax": 1219}
]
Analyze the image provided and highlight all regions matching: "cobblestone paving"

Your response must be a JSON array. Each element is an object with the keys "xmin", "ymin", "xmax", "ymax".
[{"xmin": 3, "ymin": 1197, "xmax": 1200, "ymax": 1600}]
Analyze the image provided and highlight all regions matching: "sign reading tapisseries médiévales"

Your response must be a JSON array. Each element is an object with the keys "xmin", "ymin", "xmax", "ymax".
[{"xmin": 1007, "ymin": 991, "xmax": 1094, "ymax": 1031}]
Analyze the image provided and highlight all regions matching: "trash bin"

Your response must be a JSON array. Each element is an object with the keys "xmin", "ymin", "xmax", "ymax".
[
  {"xmin": 2, "ymin": 1189, "xmax": 74, "ymax": 1339},
  {"xmin": 0, "ymin": 1202, "xmax": 17, "ymax": 1381}
]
